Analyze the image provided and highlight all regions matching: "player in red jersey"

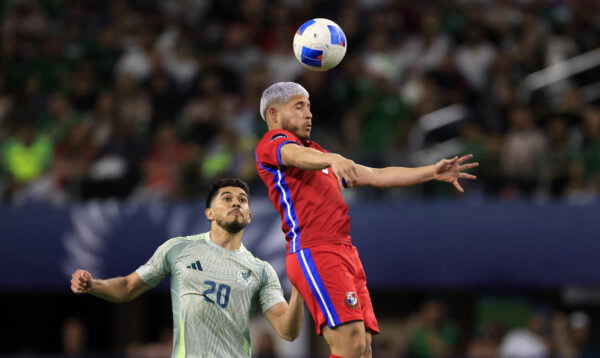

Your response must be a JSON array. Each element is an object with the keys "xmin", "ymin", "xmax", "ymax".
[{"xmin": 255, "ymin": 82, "xmax": 478, "ymax": 358}]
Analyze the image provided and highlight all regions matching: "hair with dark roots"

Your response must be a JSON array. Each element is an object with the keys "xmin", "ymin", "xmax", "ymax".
[{"xmin": 205, "ymin": 178, "xmax": 250, "ymax": 209}]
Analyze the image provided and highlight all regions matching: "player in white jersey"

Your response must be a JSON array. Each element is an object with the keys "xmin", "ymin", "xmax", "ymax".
[{"xmin": 70, "ymin": 178, "xmax": 303, "ymax": 357}]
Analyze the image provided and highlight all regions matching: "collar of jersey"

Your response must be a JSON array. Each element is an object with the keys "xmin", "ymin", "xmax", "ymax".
[{"xmin": 207, "ymin": 233, "xmax": 247, "ymax": 253}]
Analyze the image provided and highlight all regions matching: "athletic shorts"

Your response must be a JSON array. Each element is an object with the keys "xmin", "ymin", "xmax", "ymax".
[{"xmin": 286, "ymin": 243, "xmax": 380, "ymax": 335}]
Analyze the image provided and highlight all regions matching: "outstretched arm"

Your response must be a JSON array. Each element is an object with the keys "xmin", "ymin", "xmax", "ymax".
[
  {"xmin": 356, "ymin": 154, "xmax": 478, "ymax": 192},
  {"xmin": 264, "ymin": 287, "xmax": 304, "ymax": 341},
  {"xmin": 70, "ymin": 269, "xmax": 152, "ymax": 303},
  {"xmin": 280, "ymin": 142, "xmax": 478, "ymax": 191}
]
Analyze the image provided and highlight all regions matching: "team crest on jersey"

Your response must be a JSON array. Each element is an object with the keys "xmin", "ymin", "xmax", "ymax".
[
  {"xmin": 345, "ymin": 292, "xmax": 359, "ymax": 308},
  {"xmin": 270, "ymin": 133, "xmax": 287, "ymax": 142},
  {"xmin": 237, "ymin": 270, "xmax": 253, "ymax": 286}
]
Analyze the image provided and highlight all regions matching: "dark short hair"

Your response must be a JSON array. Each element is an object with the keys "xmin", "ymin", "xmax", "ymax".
[{"xmin": 205, "ymin": 178, "xmax": 250, "ymax": 208}]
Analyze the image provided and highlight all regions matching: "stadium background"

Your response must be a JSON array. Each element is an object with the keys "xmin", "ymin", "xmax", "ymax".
[{"xmin": 1, "ymin": 0, "xmax": 600, "ymax": 357}]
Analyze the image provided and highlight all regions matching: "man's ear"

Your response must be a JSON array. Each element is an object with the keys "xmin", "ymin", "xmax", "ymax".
[
  {"xmin": 268, "ymin": 106, "xmax": 278, "ymax": 123},
  {"xmin": 247, "ymin": 212, "xmax": 252, "ymax": 224},
  {"xmin": 205, "ymin": 208, "xmax": 214, "ymax": 221}
]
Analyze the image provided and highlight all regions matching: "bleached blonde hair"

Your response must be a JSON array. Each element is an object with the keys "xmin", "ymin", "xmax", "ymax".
[{"xmin": 259, "ymin": 82, "xmax": 309, "ymax": 121}]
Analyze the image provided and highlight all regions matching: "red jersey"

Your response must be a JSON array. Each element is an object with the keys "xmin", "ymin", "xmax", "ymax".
[{"xmin": 255, "ymin": 129, "xmax": 352, "ymax": 253}]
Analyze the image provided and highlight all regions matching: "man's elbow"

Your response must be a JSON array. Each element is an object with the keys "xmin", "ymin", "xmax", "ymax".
[
  {"xmin": 110, "ymin": 286, "xmax": 141, "ymax": 303},
  {"xmin": 279, "ymin": 322, "xmax": 302, "ymax": 341},
  {"xmin": 103, "ymin": 292, "xmax": 136, "ymax": 303},
  {"xmin": 279, "ymin": 329, "xmax": 300, "ymax": 342},
  {"xmin": 119, "ymin": 294, "xmax": 137, "ymax": 303}
]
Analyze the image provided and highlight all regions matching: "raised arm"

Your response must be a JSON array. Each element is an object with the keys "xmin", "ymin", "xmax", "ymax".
[
  {"xmin": 263, "ymin": 287, "xmax": 304, "ymax": 341},
  {"xmin": 70, "ymin": 269, "xmax": 152, "ymax": 303}
]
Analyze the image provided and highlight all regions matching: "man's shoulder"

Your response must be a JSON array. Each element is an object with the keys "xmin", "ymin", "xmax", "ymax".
[
  {"xmin": 168, "ymin": 232, "xmax": 208, "ymax": 243},
  {"xmin": 158, "ymin": 232, "xmax": 208, "ymax": 250},
  {"xmin": 259, "ymin": 129, "xmax": 298, "ymax": 144}
]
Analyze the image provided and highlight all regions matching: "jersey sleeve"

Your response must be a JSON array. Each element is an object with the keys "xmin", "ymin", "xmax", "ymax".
[
  {"xmin": 136, "ymin": 237, "xmax": 183, "ymax": 287},
  {"xmin": 256, "ymin": 129, "xmax": 301, "ymax": 168},
  {"xmin": 258, "ymin": 261, "xmax": 286, "ymax": 313}
]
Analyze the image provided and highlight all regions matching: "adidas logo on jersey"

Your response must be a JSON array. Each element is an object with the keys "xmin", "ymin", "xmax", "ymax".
[{"xmin": 186, "ymin": 260, "xmax": 203, "ymax": 271}]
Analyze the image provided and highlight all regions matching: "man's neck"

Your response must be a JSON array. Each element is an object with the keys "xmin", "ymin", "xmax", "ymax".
[{"xmin": 209, "ymin": 226, "xmax": 243, "ymax": 250}]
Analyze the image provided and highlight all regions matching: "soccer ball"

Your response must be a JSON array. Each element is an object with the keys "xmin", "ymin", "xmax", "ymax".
[{"xmin": 293, "ymin": 18, "xmax": 347, "ymax": 71}]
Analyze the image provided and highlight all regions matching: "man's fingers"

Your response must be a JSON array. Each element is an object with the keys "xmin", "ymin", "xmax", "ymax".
[
  {"xmin": 443, "ymin": 157, "xmax": 458, "ymax": 166},
  {"xmin": 341, "ymin": 178, "xmax": 348, "ymax": 189},
  {"xmin": 340, "ymin": 177, "xmax": 355, "ymax": 189},
  {"xmin": 457, "ymin": 154, "xmax": 473, "ymax": 163},
  {"xmin": 460, "ymin": 173, "xmax": 477, "ymax": 180},
  {"xmin": 71, "ymin": 282, "xmax": 83, "ymax": 294},
  {"xmin": 77, "ymin": 277, "xmax": 88, "ymax": 287},
  {"xmin": 338, "ymin": 166, "xmax": 358, "ymax": 189},
  {"xmin": 453, "ymin": 181, "xmax": 465, "ymax": 193},
  {"xmin": 338, "ymin": 178, "xmax": 348, "ymax": 190},
  {"xmin": 71, "ymin": 270, "xmax": 91, "ymax": 293},
  {"xmin": 460, "ymin": 162, "xmax": 479, "ymax": 170}
]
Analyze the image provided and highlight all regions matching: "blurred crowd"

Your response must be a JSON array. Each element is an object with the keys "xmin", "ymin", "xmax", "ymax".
[
  {"xmin": 373, "ymin": 298, "xmax": 599, "ymax": 358},
  {"xmin": 57, "ymin": 297, "xmax": 599, "ymax": 358},
  {"xmin": 1, "ymin": 0, "xmax": 599, "ymax": 203}
]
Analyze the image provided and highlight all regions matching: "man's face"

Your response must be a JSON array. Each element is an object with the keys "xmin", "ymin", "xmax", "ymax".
[
  {"xmin": 279, "ymin": 95, "xmax": 313, "ymax": 140},
  {"xmin": 208, "ymin": 186, "xmax": 251, "ymax": 233}
]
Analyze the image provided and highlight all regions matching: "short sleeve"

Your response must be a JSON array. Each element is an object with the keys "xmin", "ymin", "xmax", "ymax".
[
  {"xmin": 136, "ymin": 238, "xmax": 183, "ymax": 287},
  {"xmin": 256, "ymin": 129, "xmax": 301, "ymax": 168},
  {"xmin": 259, "ymin": 262, "xmax": 286, "ymax": 313}
]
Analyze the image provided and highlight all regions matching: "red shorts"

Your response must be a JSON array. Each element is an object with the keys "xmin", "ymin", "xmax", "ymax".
[{"xmin": 286, "ymin": 243, "xmax": 380, "ymax": 335}]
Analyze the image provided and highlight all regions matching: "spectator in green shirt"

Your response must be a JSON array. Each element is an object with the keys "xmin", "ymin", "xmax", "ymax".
[{"xmin": 2, "ymin": 122, "xmax": 53, "ymax": 198}]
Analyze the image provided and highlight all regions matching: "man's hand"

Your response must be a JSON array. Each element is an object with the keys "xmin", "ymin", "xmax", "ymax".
[
  {"xmin": 71, "ymin": 269, "xmax": 93, "ymax": 294},
  {"xmin": 434, "ymin": 154, "xmax": 479, "ymax": 192},
  {"xmin": 330, "ymin": 154, "xmax": 359, "ymax": 189}
]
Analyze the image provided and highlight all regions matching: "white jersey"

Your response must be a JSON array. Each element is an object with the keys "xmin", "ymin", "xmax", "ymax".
[{"xmin": 136, "ymin": 232, "xmax": 285, "ymax": 358}]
